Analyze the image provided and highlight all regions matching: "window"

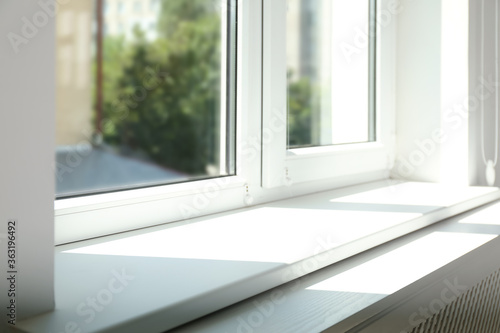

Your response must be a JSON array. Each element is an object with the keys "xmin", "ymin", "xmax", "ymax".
[
  {"xmin": 287, "ymin": 0, "xmax": 376, "ymax": 147},
  {"xmin": 55, "ymin": 0, "xmax": 237, "ymax": 197},
  {"xmin": 117, "ymin": 1, "xmax": 125, "ymax": 13},
  {"xmin": 55, "ymin": 0, "xmax": 395, "ymax": 244},
  {"xmin": 150, "ymin": 0, "xmax": 160, "ymax": 12},
  {"xmin": 134, "ymin": 1, "xmax": 142, "ymax": 13},
  {"xmin": 262, "ymin": 0, "xmax": 394, "ymax": 188}
]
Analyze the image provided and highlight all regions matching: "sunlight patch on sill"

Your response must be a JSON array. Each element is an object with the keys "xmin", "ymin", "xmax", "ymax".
[
  {"xmin": 330, "ymin": 182, "xmax": 491, "ymax": 208},
  {"xmin": 306, "ymin": 232, "xmax": 497, "ymax": 295},
  {"xmin": 458, "ymin": 201, "xmax": 500, "ymax": 225},
  {"xmin": 63, "ymin": 206, "xmax": 422, "ymax": 264}
]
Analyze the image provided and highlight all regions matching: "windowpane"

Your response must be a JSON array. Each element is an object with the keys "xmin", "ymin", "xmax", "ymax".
[
  {"xmin": 55, "ymin": 0, "xmax": 237, "ymax": 197},
  {"xmin": 287, "ymin": 0, "xmax": 376, "ymax": 148}
]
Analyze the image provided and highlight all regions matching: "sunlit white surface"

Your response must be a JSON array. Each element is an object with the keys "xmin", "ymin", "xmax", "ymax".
[
  {"xmin": 63, "ymin": 182, "xmax": 498, "ymax": 265},
  {"xmin": 18, "ymin": 182, "xmax": 500, "ymax": 333},
  {"xmin": 330, "ymin": 182, "xmax": 492, "ymax": 207},
  {"xmin": 306, "ymin": 232, "xmax": 497, "ymax": 295},
  {"xmin": 459, "ymin": 201, "xmax": 500, "ymax": 225},
  {"xmin": 64, "ymin": 206, "xmax": 421, "ymax": 263},
  {"xmin": 331, "ymin": 0, "xmax": 370, "ymax": 144},
  {"xmin": 440, "ymin": 0, "xmax": 469, "ymax": 186}
]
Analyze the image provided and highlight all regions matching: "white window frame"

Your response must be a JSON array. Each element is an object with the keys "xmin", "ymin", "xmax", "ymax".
[
  {"xmin": 262, "ymin": 0, "xmax": 396, "ymax": 187},
  {"xmin": 55, "ymin": 0, "xmax": 251, "ymax": 244},
  {"xmin": 55, "ymin": 0, "xmax": 396, "ymax": 245}
]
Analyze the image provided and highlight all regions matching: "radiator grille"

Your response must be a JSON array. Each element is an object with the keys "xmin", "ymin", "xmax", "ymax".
[{"xmin": 408, "ymin": 269, "xmax": 500, "ymax": 333}]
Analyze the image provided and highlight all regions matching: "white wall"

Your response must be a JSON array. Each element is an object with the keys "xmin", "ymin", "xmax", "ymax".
[
  {"xmin": 0, "ymin": 0, "xmax": 55, "ymax": 326},
  {"xmin": 470, "ymin": 0, "xmax": 500, "ymax": 186},
  {"xmin": 393, "ymin": 0, "xmax": 443, "ymax": 182},
  {"xmin": 392, "ymin": 0, "xmax": 471, "ymax": 186},
  {"xmin": 440, "ymin": 0, "xmax": 469, "ymax": 185}
]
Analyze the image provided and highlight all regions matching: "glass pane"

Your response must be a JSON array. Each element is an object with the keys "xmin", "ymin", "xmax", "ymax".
[
  {"xmin": 55, "ymin": 0, "xmax": 237, "ymax": 197},
  {"xmin": 287, "ymin": 0, "xmax": 375, "ymax": 148}
]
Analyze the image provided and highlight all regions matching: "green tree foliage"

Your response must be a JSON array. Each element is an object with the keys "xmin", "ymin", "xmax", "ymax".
[
  {"xmin": 98, "ymin": 0, "xmax": 313, "ymax": 175},
  {"xmin": 158, "ymin": 0, "xmax": 216, "ymax": 37},
  {"xmin": 287, "ymin": 77, "xmax": 314, "ymax": 147},
  {"xmin": 100, "ymin": 1, "xmax": 221, "ymax": 176}
]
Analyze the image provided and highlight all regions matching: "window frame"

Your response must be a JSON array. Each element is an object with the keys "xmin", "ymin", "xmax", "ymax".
[
  {"xmin": 262, "ymin": 0, "xmax": 396, "ymax": 188},
  {"xmin": 55, "ymin": 0, "xmax": 397, "ymax": 245},
  {"xmin": 55, "ymin": 0, "xmax": 249, "ymax": 244}
]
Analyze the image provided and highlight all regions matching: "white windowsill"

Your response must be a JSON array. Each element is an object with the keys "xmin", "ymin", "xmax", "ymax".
[
  {"xmin": 12, "ymin": 180, "xmax": 500, "ymax": 333},
  {"xmin": 173, "ymin": 194, "xmax": 500, "ymax": 332}
]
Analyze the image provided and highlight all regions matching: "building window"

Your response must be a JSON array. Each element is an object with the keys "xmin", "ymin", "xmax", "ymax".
[
  {"xmin": 134, "ymin": 1, "xmax": 142, "ymax": 13},
  {"xmin": 117, "ymin": 1, "xmax": 124, "ymax": 13},
  {"xmin": 150, "ymin": 0, "xmax": 160, "ymax": 12}
]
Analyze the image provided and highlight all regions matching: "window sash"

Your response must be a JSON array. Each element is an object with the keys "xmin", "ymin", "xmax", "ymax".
[
  {"xmin": 55, "ymin": 0, "xmax": 396, "ymax": 244},
  {"xmin": 262, "ymin": 0, "xmax": 395, "ymax": 188}
]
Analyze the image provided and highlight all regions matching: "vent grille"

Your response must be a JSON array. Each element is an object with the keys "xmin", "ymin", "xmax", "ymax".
[{"xmin": 408, "ymin": 269, "xmax": 500, "ymax": 333}]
